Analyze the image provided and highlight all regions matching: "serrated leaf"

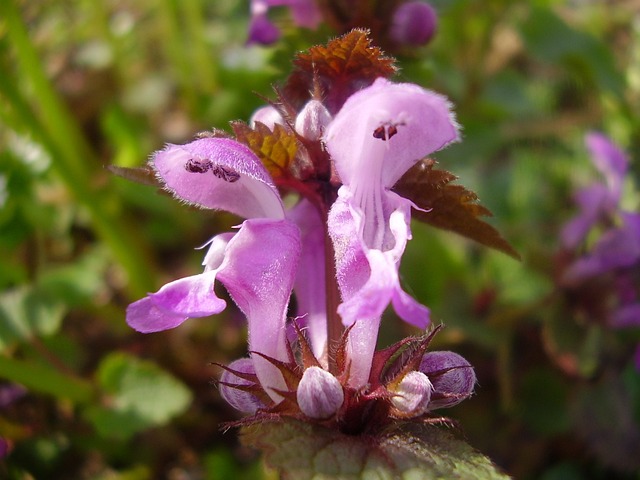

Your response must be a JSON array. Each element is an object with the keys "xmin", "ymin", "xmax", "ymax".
[
  {"xmin": 242, "ymin": 419, "xmax": 510, "ymax": 480},
  {"xmin": 394, "ymin": 159, "xmax": 520, "ymax": 259},
  {"xmin": 284, "ymin": 29, "xmax": 397, "ymax": 112},
  {"xmin": 86, "ymin": 352, "xmax": 192, "ymax": 439},
  {"xmin": 231, "ymin": 121, "xmax": 298, "ymax": 179}
]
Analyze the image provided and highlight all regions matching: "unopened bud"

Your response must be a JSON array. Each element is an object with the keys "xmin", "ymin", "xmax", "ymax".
[
  {"xmin": 219, "ymin": 358, "xmax": 265, "ymax": 414},
  {"xmin": 390, "ymin": 371, "xmax": 433, "ymax": 416},
  {"xmin": 249, "ymin": 105, "xmax": 284, "ymax": 129},
  {"xmin": 296, "ymin": 366, "xmax": 344, "ymax": 419},
  {"xmin": 390, "ymin": 1, "xmax": 438, "ymax": 47},
  {"xmin": 247, "ymin": 15, "xmax": 280, "ymax": 45},
  {"xmin": 295, "ymin": 100, "xmax": 331, "ymax": 141},
  {"xmin": 420, "ymin": 351, "xmax": 475, "ymax": 409}
]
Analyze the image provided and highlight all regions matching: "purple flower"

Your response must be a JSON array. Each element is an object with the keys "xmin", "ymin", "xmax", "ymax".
[
  {"xmin": 562, "ymin": 210, "xmax": 640, "ymax": 332},
  {"xmin": 126, "ymin": 62, "xmax": 474, "ymax": 431},
  {"xmin": 288, "ymin": 199, "xmax": 328, "ymax": 362},
  {"xmin": 247, "ymin": 0, "xmax": 321, "ymax": 45},
  {"xmin": 324, "ymin": 78, "xmax": 460, "ymax": 386},
  {"xmin": 0, "ymin": 383, "xmax": 26, "ymax": 460},
  {"xmin": 219, "ymin": 358, "xmax": 265, "ymax": 413},
  {"xmin": 559, "ymin": 133, "xmax": 640, "ymax": 366},
  {"xmin": 389, "ymin": 1, "xmax": 438, "ymax": 47},
  {"xmin": 563, "ymin": 212, "xmax": 640, "ymax": 285},
  {"xmin": 126, "ymin": 138, "xmax": 301, "ymax": 399},
  {"xmin": 561, "ymin": 132, "xmax": 629, "ymax": 249},
  {"xmin": 420, "ymin": 351, "xmax": 476, "ymax": 409}
]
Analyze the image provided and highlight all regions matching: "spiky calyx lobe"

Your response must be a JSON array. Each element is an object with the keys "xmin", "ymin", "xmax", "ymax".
[{"xmin": 220, "ymin": 324, "xmax": 475, "ymax": 435}]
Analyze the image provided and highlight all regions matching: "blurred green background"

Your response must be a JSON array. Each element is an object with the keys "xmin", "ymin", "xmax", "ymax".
[{"xmin": 1, "ymin": 0, "xmax": 639, "ymax": 478}]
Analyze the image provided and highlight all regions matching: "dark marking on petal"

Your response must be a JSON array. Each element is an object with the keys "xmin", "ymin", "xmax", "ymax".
[
  {"xmin": 211, "ymin": 165, "xmax": 241, "ymax": 183},
  {"xmin": 373, "ymin": 125, "xmax": 387, "ymax": 140},
  {"xmin": 185, "ymin": 157, "xmax": 213, "ymax": 173},
  {"xmin": 372, "ymin": 121, "xmax": 405, "ymax": 141}
]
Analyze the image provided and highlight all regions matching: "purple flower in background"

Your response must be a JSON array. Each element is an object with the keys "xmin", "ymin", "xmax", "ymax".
[
  {"xmin": 0, "ymin": 383, "xmax": 26, "ymax": 460},
  {"xmin": 559, "ymin": 133, "xmax": 640, "ymax": 368},
  {"xmin": 246, "ymin": 0, "xmax": 442, "ymax": 51},
  {"xmin": 389, "ymin": 1, "xmax": 438, "ymax": 47},
  {"xmin": 561, "ymin": 132, "xmax": 629, "ymax": 249},
  {"xmin": 247, "ymin": 0, "xmax": 321, "ymax": 45}
]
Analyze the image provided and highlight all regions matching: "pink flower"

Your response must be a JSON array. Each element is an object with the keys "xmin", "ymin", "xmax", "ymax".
[
  {"xmin": 324, "ymin": 78, "xmax": 460, "ymax": 385},
  {"xmin": 126, "ymin": 71, "xmax": 475, "ymax": 427},
  {"xmin": 559, "ymin": 133, "xmax": 640, "ymax": 367},
  {"xmin": 562, "ymin": 132, "xmax": 629, "ymax": 249},
  {"xmin": 126, "ymin": 138, "xmax": 301, "ymax": 399}
]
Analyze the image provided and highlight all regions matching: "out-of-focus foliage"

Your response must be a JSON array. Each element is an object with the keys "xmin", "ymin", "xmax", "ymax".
[{"xmin": 0, "ymin": 0, "xmax": 638, "ymax": 478}]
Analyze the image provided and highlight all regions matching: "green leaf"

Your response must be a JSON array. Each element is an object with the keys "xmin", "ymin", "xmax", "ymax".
[
  {"xmin": 37, "ymin": 246, "xmax": 111, "ymax": 307},
  {"xmin": 0, "ymin": 355, "xmax": 94, "ymax": 404},
  {"xmin": 0, "ymin": 285, "xmax": 65, "ymax": 352},
  {"xmin": 86, "ymin": 352, "xmax": 192, "ymax": 439},
  {"xmin": 517, "ymin": 368, "xmax": 570, "ymax": 436},
  {"xmin": 393, "ymin": 159, "xmax": 520, "ymax": 260},
  {"xmin": 241, "ymin": 419, "xmax": 510, "ymax": 479},
  {"xmin": 519, "ymin": 6, "xmax": 624, "ymax": 97}
]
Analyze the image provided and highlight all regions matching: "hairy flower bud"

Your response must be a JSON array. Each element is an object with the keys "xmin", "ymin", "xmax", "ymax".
[
  {"xmin": 420, "ymin": 351, "xmax": 475, "ymax": 409},
  {"xmin": 390, "ymin": 371, "xmax": 433, "ymax": 416},
  {"xmin": 296, "ymin": 366, "xmax": 344, "ymax": 419},
  {"xmin": 250, "ymin": 105, "xmax": 284, "ymax": 129},
  {"xmin": 295, "ymin": 100, "xmax": 332, "ymax": 141},
  {"xmin": 219, "ymin": 358, "xmax": 265, "ymax": 414},
  {"xmin": 389, "ymin": 1, "xmax": 438, "ymax": 47}
]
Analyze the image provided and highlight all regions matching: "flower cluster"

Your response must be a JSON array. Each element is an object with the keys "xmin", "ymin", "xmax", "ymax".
[
  {"xmin": 126, "ymin": 34, "xmax": 475, "ymax": 433},
  {"xmin": 559, "ymin": 133, "xmax": 640, "ymax": 368},
  {"xmin": 247, "ymin": 0, "xmax": 438, "ymax": 50}
]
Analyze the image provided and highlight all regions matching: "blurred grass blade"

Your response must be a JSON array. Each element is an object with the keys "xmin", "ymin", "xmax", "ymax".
[
  {"xmin": 0, "ymin": 0, "xmax": 157, "ymax": 297},
  {"xmin": 0, "ymin": 355, "xmax": 94, "ymax": 404}
]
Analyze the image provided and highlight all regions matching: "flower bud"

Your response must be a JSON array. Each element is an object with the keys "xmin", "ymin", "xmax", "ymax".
[
  {"xmin": 389, "ymin": 1, "xmax": 438, "ymax": 47},
  {"xmin": 249, "ymin": 105, "xmax": 284, "ymax": 129},
  {"xmin": 247, "ymin": 14, "xmax": 280, "ymax": 45},
  {"xmin": 219, "ymin": 358, "xmax": 265, "ymax": 414},
  {"xmin": 296, "ymin": 366, "xmax": 344, "ymax": 419},
  {"xmin": 295, "ymin": 100, "xmax": 332, "ymax": 141},
  {"xmin": 390, "ymin": 371, "xmax": 433, "ymax": 416},
  {"xmin": 420, "ymin": 351, "xmax": 475, "ymax": 409}
]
